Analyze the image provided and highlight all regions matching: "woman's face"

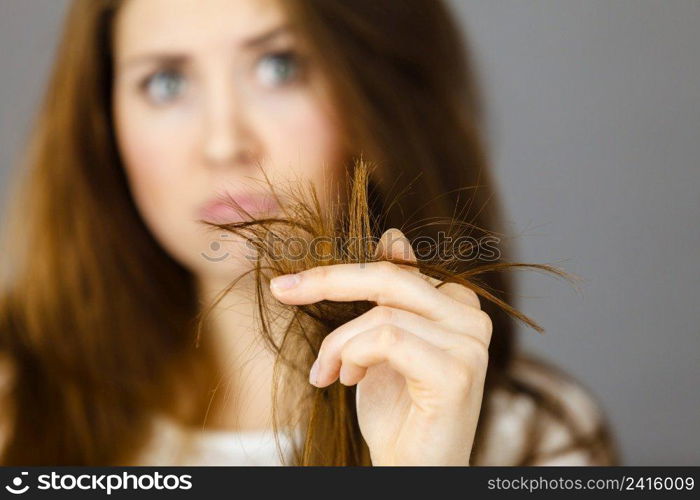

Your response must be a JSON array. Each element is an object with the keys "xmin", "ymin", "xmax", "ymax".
[{"xmin": 113, "ymin": 0, "xmax": 345, "ymax": 286}]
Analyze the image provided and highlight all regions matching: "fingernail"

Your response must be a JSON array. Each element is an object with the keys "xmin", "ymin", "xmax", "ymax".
[
  {"xmin": 270, "ymin": 273, "xmax": 301, "ymax": 292},
  {"xmin": 309, "ymin": 359, "xmax": 320, "ymax": 386}
]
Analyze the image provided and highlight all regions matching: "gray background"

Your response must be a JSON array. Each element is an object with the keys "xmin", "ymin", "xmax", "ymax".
[{"xmin": 1, "ymin": 0, "xmax": 698, "ymax": 465}]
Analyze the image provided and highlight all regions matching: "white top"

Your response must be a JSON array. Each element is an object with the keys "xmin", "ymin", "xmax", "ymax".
[
  {"xmin": 135, "ymin": 356, "xmax": 612, "ymax": 466},
  {"xmin": 136, "ymin": 418, "xmax": 302, "ymax": 466}
]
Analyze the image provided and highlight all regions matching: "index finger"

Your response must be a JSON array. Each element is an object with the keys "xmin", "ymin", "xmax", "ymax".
[{"xmin": 269, "ymin": 261, "xmax": 469, "ymax": 323}]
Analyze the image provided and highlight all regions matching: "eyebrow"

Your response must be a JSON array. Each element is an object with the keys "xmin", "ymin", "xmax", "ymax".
[
  {"xmin": 119, "ymin": 24, "xmax": 292, "ymax": 69},
  {"xmin": 242, "ymin": 24, "xmax": 290, "ymax": 49}
]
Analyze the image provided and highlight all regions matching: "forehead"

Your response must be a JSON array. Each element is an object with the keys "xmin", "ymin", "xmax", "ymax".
[{"xmin": 113, "ymin": 0, "xmax": 285, "ymax": 59}]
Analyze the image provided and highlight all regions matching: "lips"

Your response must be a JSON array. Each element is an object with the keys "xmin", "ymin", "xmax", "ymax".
[{"xmin": 198, "ymin": 191, "xmax": 280, "ymax": 223}]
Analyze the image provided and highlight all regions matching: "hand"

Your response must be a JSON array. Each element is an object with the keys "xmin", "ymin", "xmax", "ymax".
[{"xmin": 269, "ymin": 228, "xmax": 492, "ymax": 465}]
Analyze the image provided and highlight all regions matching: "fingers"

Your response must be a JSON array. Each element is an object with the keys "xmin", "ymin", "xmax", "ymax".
[
  {"xmin": 438, "ymin": 282, "xmax": 481, "ymax": 309},
  {"xmin": 270, "ymin": 229, "xmax": 482, "ymax": 323},
  {"xmin": 313, "ymin": 305, "xmax": 489, "ymax": 387},
  {"xmin": 270, "ymin": 260, "xmax": 468, "ymax": 323},
  {"xmin": 333, "ymin": 325, "xmax": 482, "ymax": 403},
  {"xmin": 269, "ymin": 226, "xmax": 492, "ymax": 393}
]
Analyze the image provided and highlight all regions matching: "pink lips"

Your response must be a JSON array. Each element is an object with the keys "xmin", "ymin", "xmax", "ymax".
[{"xmin": 198, "ymin": 192, "xmax": 280, "ymax": 223}]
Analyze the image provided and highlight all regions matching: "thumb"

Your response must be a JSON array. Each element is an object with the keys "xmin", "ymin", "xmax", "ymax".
[
  {"xmin": 374, "ymin": 228, "xmax": 442, "ymax": 286},
  {"xmin": 374, "ymin": 228, "xmax": 418, "ymax": 269}
]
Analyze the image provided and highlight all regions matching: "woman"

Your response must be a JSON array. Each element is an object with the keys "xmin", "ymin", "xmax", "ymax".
[{"xmin": 0, "ymin": 0, "xmax": 619, "ymax": 465}]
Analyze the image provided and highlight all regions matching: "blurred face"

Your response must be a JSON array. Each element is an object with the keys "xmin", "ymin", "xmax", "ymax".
[{"xmin": 112, "ymin": 0, "xmax": 345, "ymax": 287}]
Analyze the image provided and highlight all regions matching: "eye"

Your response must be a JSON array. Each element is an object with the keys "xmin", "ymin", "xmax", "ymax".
[
  {"xmin": 141, "ymin": 68, "xmax": 186, "ymax": 104},
  {"xmin": 255, "ymin": 50, "xmax": 303, "ymax": 88}
]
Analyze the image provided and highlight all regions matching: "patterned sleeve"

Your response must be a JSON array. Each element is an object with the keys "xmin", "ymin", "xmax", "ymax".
[
  {"xmin": 513, "ymin": 355, "xmax": 619, "ymax": 466},
  {"xmin": 476, "ymin": 354, "xmax": 619, "ymax": 465}
]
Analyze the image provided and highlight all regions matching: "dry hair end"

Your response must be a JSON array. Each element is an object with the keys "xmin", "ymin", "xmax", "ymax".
[{"xmin": 193, "ymin": 156, "xmax": 577, "ymax": 465}]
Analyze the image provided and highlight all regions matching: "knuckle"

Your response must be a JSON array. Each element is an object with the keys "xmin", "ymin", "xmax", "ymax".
[
  {"xmin": 451, "ymin": 338, "xmax": 489, "ymax": 385},
  {"xmin": 448, "ymin": 359, "xmax": 475, "ymax": 393},
  {"xmin": 370, "ymin": 305, "xmax": 394, "ymax": 324},
  {"xmin": 469, "ymin": 340, "xmax": 490, "ymax": 368},
  {"xmin": 441, "ymin": 282, "xmax": 481, "ymax": 309},
  {"xmin": 375, "ymin": 260, "xmax": 399, "ymax": 278},
  {"xmin": 475, "ymin": 310, "xmax": 493, "ymax": 338},
  {"xmin": 370, "ymin": 262, "xmax": 404, "ymax": 304},
  {"xmin": 377, "ymin": 324, "xmax": 401, "ymax": 347},
  {"xmin": 465, "ymin": 288, "xmax": 481, "ymax": 309},
  {"xmin": 307, "ymin": 265, "xmax": 329, "ymax": 280},
  {"xmin": 423, "ymin": 274, "xmax": 441, "ymax": 287}
]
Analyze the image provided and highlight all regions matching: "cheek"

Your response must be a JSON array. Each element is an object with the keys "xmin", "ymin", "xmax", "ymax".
[
  {"xmin": 113, "ymin": 102, "xmax": 204, "ymax": 264},
  {"xmin": 119, "ymin": 125, "xmax": 185, "ymax": 227},
  {"xmin": 259, "ymin": 94, "xmax": 345, "ymax": 191},
  {"xmin": 116, "ymin": 106, "xmax": 193, "ymax": 205}
]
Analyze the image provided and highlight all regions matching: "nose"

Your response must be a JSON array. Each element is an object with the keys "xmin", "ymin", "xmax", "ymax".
[{"xmin": 201, "ymin": 79, "xmax": 261, "ymax": 169}]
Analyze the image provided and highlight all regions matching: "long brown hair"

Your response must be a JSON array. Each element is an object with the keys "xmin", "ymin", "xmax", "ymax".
[{"xmin": 0, "ymin": 0, "xmax": 618, "ymax": 465}]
